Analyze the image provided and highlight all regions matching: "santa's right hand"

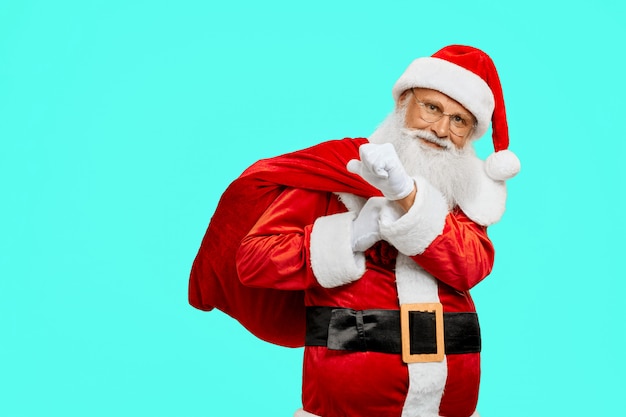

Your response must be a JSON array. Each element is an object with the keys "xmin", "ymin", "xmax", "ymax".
[
  {"xmin": 347, "ymin": 143, "xmax": 414, "ymax": 201},
  {"xmin": 351, "ymin": 197, "xmax": 386, "ymax": 252}
]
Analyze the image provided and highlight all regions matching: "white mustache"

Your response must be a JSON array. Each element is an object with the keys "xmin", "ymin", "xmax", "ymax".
[{"xmin": 401, "ymin": 128, "xmax": 453, "ymax": 150}]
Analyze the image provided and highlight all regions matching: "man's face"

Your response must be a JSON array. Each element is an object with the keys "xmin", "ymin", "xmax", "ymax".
[{"xmin": 400, "ymin": 88, "xmax": 476, "ymax": 150}]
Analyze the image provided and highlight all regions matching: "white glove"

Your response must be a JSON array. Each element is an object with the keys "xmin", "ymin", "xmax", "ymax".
[
  {"xmin": 347, "ymin": 143, "xmax": 414, "ymax": 201},
  {"xmin": 351, "ymin": 197, "xmax": 387, "ymax": 252}
]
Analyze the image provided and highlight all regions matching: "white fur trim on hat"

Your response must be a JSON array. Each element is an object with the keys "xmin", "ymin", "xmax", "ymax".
[
  {"xmin": 392, "ymin": 57, "xmax": 495, "ymax": 141},
  {"xmin": 485, "ymin": 149, "xmax": 521, "ymax": 181}
]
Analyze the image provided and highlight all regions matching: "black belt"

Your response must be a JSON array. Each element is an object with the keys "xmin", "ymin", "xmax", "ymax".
[{"xmin": 305, "ymin": 306, "xmax": 480, "ymax": 363}]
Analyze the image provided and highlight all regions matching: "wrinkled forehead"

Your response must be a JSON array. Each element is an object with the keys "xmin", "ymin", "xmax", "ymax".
[{"xmin": 405, "ymin": 87, "xmax": 476, "ymax": 120}]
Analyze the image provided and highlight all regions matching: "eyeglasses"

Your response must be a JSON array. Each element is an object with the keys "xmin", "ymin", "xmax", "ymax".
[{"xmin": 411, "ymin": 88, "xmax": 476, "ymax": 137}]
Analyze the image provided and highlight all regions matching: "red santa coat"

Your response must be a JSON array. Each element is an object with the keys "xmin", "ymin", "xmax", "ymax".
[{"xmin": 190, "ymin": 138, "xmax": 495, "ymax": 417}]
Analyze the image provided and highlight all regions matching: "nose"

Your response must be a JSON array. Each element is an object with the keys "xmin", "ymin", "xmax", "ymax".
[{"xmin": 429, "ymin": 116, "xmax": 450, "ymax": 138}]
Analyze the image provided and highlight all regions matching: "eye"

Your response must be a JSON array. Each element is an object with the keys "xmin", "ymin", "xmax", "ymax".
[
  {"xmin": 424, "ymin": 102, "xmax": 441, "ymax": 114},
  {"xmin": 451, "ymin": 114, "xmax": 469, "ymax": 126}
]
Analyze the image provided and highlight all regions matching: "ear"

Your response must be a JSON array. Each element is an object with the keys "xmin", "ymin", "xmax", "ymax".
[{"xmin": 396, "ymin": 89, "xmax": 411, "ymax": 108}]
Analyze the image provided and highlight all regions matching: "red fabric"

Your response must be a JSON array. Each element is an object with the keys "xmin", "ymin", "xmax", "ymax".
[
  {"xmin": 425, "ymin": 210, "xmax": 492, "ymax": 416},
  {"xmin": 417, "ymin": 208, "xmax": 494, "ymax": 294},
  {"xmin": 235, "ymin": 187, "xmax": 411, "ymax": 415},
  {"xmin": 303, "ymin": 347, "xmax": 408, "ymax": 417},
  {"xmin": 189, "ymin": 137, "xmax": 494, "ymax": 416},
  {"xmin": 234, "ymin": 186, "xmax": 491, "ymax": 417},
  {"xmin": 439, "ymin": 353, "xmax": 481, "ymax": 417},
  {"xmin": 188, "ymin": 138, "xmax": 377, "ymax": 347},
  {"xmin": 432, "ymin": 45, "xmax": 509, "ymax": 152}
]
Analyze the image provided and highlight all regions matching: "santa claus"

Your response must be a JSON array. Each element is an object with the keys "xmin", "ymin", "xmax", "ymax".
[{"xmin": 189, "ymin": 45, "xmax": 520, "ymax": 417}]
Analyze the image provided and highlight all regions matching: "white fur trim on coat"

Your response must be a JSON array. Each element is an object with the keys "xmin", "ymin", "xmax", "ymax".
[
  {"xmin": 380, "ymin": 176, "xmax": 448, "ymax": 256},
  {"xmin": 310, "ymin": 212, "xmax": 366, "ymax": 288},
  {"xmin": 456, "ymin": 157, "xmax": 508, "ymax": 226},
  {"xmin": 293, "ymin": 409, "xmax": 319, "ymax": 417},
  {"xmin": 299, "ymin": 246, "xmax": 482, "ymax": 417},
  {"xmin": 334, "ymin": 192, "xmax": 365, "ymax": 213},
  {"xmin": 294, "ymin": 408, "xmax": 480, "ymax": 417},
  {"xmin": 395, "ymin": 255, "xmax": 447, "ymax": 416}
]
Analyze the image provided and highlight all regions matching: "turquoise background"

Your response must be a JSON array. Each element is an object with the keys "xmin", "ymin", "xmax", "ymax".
[{"xmin": 1, "ymin": 0, "xmax": 624, "ymax": 415}]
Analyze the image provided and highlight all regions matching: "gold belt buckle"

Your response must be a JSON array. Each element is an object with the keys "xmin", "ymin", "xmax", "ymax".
[{"xmin": 400, "ymin": 303, "xmax": 445, "ymax": 363}]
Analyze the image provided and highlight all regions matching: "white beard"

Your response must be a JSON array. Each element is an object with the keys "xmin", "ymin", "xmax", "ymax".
[{"xmin": 368, "ymin": 107, "xmax": 481, "ymax": 209}]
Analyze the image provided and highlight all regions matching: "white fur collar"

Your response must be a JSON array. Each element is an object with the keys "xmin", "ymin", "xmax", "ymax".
[{"xmin": 453, "ymin": 156, "xmax": 507, "ymax": 226}]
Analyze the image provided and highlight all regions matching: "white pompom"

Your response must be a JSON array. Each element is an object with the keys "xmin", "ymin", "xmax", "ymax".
[{"xmin": 485, "ymin": 150, "xmax": 521, "ymax": 181}]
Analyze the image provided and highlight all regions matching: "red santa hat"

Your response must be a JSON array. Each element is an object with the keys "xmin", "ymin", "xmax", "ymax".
[{"xmin": 392, "ymin": 45, "xmax": 520, "ymax": 181}]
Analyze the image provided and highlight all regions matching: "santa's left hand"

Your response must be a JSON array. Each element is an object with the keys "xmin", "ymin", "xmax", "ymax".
[{"xmin": 347, "ymin": 143, "xmax": 414, "ymax": 201}]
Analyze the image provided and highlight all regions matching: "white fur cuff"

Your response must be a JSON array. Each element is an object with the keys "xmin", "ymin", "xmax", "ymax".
[
  {"xmin": 310, "ymin": 212, "xmax": 366, "ymax": 288},
  {"xmin": 380, "ymin": 176, "xmax": 448, "ymax": 256}
]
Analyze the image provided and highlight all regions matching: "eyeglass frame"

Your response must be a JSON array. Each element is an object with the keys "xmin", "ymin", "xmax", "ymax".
[{"xmin": 410, "ymin": 88, "xmax": 477, "ymax": 138}]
